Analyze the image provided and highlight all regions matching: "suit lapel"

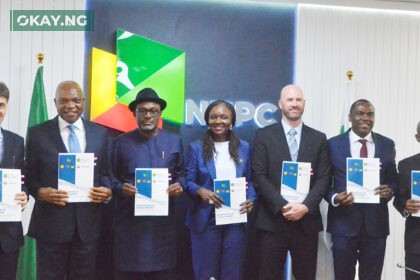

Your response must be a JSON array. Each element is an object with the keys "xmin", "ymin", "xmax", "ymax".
[
  {"xmin": 298, "ymin": 125, "xmax": 309, "ymax": 161},
  {"xmin": 49, "ymin": 117, "xmax": 67, "ymax": 153},
  {"xmin": 340, "ymin": 130, "xmax": 352, "ymax": 158},
  {"xmin": 274, "ymin": 122, "xmax": 292, "ymax": 161},
  {"xmin": 332, "ymin": 131, "xmax": 352, "ymax": 171},
  {"xmin": 297, "ymin": 124, "xmax": 320, "ymax": 161},
  {"xmin": 83, "ymin": 119, "xmax": 93, "ymax": 152},
  {"xmin": 205, "ymin": 156, "xmax": 217, "ymax": 181},
  {"xmin": 1, "ymin": 130, "xmax": 13, "ymax": 167},
  {"xmin": 235, "ymin": 144, "xmax": 245, "ymax": 177},
  {"xmin": 372, "ymin": 132, "xmax": 381, "ymax": 158}
]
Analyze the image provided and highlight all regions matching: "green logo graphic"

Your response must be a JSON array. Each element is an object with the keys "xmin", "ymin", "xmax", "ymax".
[
  {"xmin": 116, "ymin": 29, "xmax": 185, "ymax": 124},
  {"xmin": 10, "ymin": 10, "xmax": 94, "ymax": 31}
]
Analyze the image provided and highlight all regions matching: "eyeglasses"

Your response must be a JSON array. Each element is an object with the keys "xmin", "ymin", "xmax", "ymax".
[{"xmin": 135, "ymin": 108, "xmax": 161, "ymax": 117}]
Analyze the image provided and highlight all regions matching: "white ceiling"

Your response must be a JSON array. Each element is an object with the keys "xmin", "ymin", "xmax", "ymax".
[{"xmin": 252, "ymin": 0, "xmax": 420, "ymax": 11}]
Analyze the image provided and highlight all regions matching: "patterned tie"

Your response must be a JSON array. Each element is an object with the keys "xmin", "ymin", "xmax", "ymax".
[
  {"xmin": 288, "ymin": 128, "xmax": 298, "ymax": 162},
  {"xmin": 68, "ymin": 124, "xmax": 81, "ymax": 153},
  {"xmin": 359, "ymin": 139, "xmax": 367, "ymax": 158}
]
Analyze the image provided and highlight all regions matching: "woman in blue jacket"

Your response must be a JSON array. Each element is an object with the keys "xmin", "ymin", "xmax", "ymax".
[{"xmin": 185, "ymin": 99, "xmax": 256, "ymax": 280}]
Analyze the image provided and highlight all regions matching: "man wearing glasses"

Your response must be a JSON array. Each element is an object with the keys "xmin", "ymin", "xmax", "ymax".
[{"xmin": 111, "ymin": 88, "xmax": 185, "ymax": 280}]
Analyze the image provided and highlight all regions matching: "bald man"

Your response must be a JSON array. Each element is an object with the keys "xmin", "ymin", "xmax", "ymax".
[
  {"xmin": 394, "ymin": 121, "xmax": 420, "ymax": 280},
  {"xmin": 252, "ymin": 84, "xmax": 331, "ymax": 280},
  {"xmin": 26, "ymin": 81, "xmax": 112, "ymax": 280}
]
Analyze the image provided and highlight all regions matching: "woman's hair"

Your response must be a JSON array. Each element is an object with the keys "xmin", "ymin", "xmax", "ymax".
[{"xmin": 201, "ymin": 99, "xmax": 240, "ymax": 164}]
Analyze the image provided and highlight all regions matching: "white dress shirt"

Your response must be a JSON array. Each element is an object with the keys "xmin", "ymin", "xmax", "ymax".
[
  {"xmin": 58, "ymin": 117, "xmax": 86, "ymax": 153},
  {"xmin": 349, "ymin": 129, "xmax": 375, "ymax": 158},
  {"xmin": 331, "ymin": 129, "xmax": 375, "ymax": 206},
  {"xmin": 281, "ymin": 119, "xmax": 303, "ymax": 149}
]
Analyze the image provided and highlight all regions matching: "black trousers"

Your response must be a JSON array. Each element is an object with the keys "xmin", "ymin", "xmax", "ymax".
[
  {"xmin": 0, "ymin": 249, "xmax": 19, "ymax": 280},
  {"xmin": 36, "ymin": 235, "xmax": 98, "ymax": 280},
  {"xmin": 406, "ymin": 253, "xmax": 420, "ymax": 280},
  {"xmin": 257, "ymin": 228, "xmax": 318, "ymax": 280},
  {"xmin": 332, "ymin": 227, "xmax": 386, "ymax": 280}
]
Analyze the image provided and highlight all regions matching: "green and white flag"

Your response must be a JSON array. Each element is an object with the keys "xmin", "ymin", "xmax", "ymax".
[{"xmin": 16, "ymin": 64, "xmax": 49, "ymax": 280}]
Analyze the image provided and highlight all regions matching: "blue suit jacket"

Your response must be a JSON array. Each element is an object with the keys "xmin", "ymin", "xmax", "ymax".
[
  {"xmin": 327, "ymin": 130, "xmax": 398, "ymax": 237},
  {"xmin": 185, "ymin": 139, "xmax": 256, "ymax": 234},
  {"xmin": 26, "ymin": 117, "xmax": 111, "ymax": 243},
  {"xmin": 0, "ymin": 129, "xmax": 25, "ymax": 253}
]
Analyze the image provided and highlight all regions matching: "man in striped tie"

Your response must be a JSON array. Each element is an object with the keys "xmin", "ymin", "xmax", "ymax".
[{"xmin": 252, "ymin": 84, "xmax": 331, "ymax": 280}]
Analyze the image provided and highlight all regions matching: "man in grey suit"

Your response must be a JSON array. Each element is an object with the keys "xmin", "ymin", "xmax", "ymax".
[
  {"xmin": 26, "ymin": 81, "xmax": 112, "ymax": 280},
  {"xmin": 394, "ymin": 121, "xmax": 420, "ymax": 280},
  {"xmin": 252, "ymin": 84, "xmax": 331, "ymax": 280}
]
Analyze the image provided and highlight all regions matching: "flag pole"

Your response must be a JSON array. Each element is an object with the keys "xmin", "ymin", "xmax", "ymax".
[
  {"xmin": 37, "ymin": 53, "xmax": 45, "ymax": 64},
  {"xmin": 322, "ymin": 70, "xmax": 356, "ymax": 280},
  {"xmin": 339, "ymin": 70, "xmax": 355, "ymax": 134},
  {"xmin": 16, "ymin": 52, "xmax": 48, "ymax": 280},
  {"xmin": 346, "ymin": 70, "xmax": 353, "ymax": 81}
]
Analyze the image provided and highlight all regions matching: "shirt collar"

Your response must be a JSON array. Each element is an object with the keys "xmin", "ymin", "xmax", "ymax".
[
  {"xmin": 281, "ymin": 119, "xmax": 303, "ymax": 136},
  {"xmin": 0, "ymin": 128, "xmax": 3, "ymax": 139},
  {"xmin": 58, "ymin": 116, "xmax": 84, "ymax": 131},
  {"xmin": 349, "ymin": 129, "xmax": 373, "ymax": 143}
]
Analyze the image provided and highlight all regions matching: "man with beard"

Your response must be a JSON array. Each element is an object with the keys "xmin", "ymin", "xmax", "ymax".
[
  {"xmin": 326, "ymin": 99, "xmax": 397, "ymax": 280},
  {"xmin": 26, "ymin": 81, "xmax": 112, "ymax": 279},
  {"xmin": 252, "ymin": 84, "xmax": 331, "ymax": 280},
  {"xmin": 111, "ymin": 88, "xmax": 185, "ymax": 280}
]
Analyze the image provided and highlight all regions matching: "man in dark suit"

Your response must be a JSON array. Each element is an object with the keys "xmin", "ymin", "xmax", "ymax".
[
  {"xmin": 0, "ymin": 82, "xmax": 28, "ymax": 280},
  {"xmin": 252, "ymin": 84, "xmax": 331, "ymax": 280},
  {"xmin": 25, "ymin": 81, "xmax": 112, "ymax": 279},
  {"xmin": 327, "ymin": 99, "xmax": 397, "ymax": 280},
  {"xmin": 394, "ymin": 121, "xmax": 420, "ymax": 280}
]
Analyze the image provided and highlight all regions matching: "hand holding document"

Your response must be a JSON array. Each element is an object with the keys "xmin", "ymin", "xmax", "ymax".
[
  {"xmin": 58, "ymin": 153, "xmax": 94, "ymax": 203},
  {"xmin": 347, "ymin": 158, "xmax": 380, "ymax": 204},
  {"xmin": 281, "ymin": 161, "xmax": 311, "ymax": 203},
  {"xmin": 134, "ymin": 168, "xmax": 169, "ymax": 216},
  {"xmin": 0, "ymin": 169, "xmax": 22, "ymax": 222},
  {"xmin": 411, "ymin": 171, "xmax": 420, "ymax": 217},
  {"xmin": 214, "ymin": 177, "xmax": 247, "ymax": 225}
]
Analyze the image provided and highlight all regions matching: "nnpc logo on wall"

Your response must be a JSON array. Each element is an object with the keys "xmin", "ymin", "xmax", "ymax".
[
  {"xmin": 10, "ymin": 10, "xmax": 94, "ymax": 31},
  {"xmin": 90, "ymin": 29, "xmax": 185, "ymax": 132}
]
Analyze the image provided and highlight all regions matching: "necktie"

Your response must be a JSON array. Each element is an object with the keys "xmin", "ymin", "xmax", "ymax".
[
  {"xmin": 68, "ymin": 124, "xmax": 81, "ymax": 153},
  {"xmin": 359, "ymin": 139, "xmax": 367, "ymax": 158},
  {"xmin": 288, "ymin": 128, "xmax": 298, "ymax": 162}
]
